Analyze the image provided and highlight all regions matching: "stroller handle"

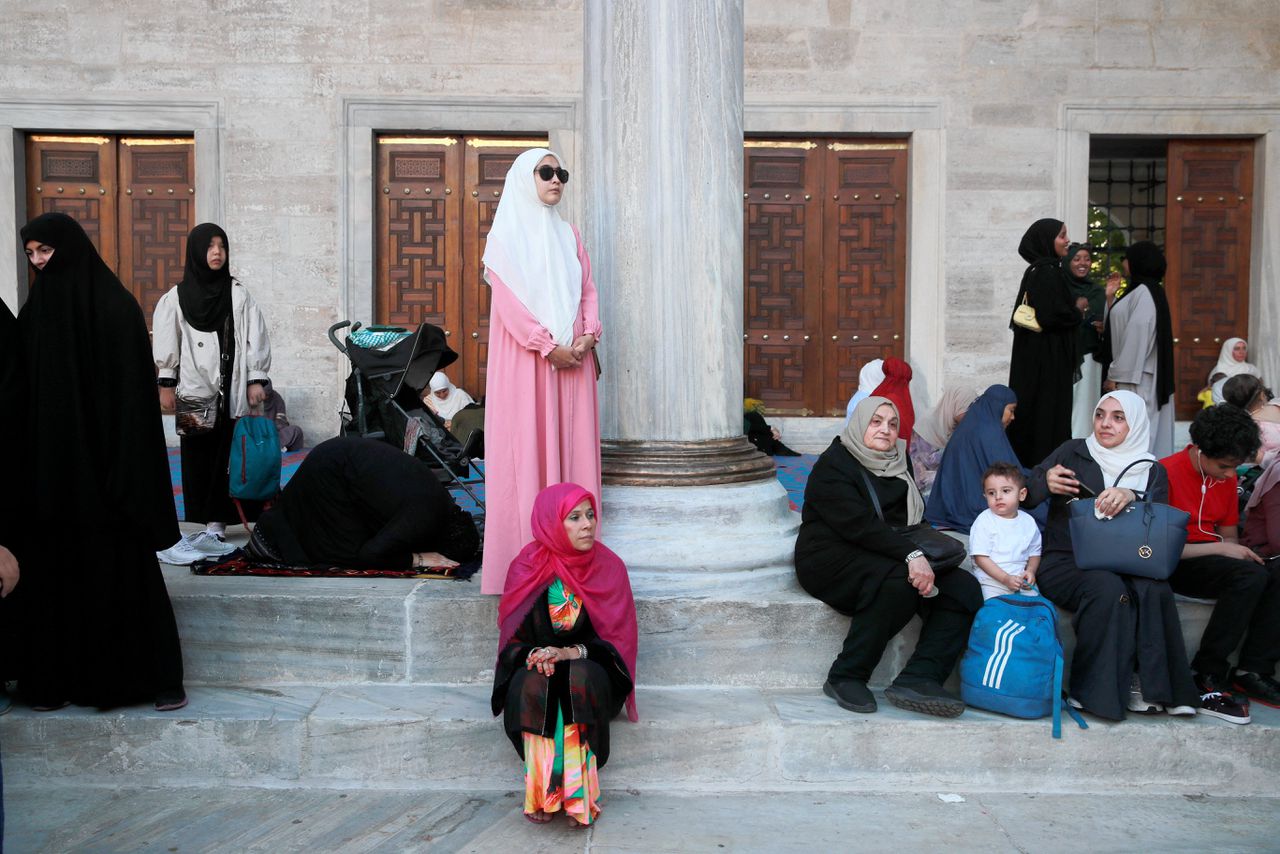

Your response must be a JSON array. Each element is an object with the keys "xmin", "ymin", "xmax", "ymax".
[{"xmin": 327, "ymin": 320, "xmax": 362, "ymax": 353}]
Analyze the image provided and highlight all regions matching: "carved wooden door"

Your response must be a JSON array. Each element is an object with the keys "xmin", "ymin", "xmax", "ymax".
[
  {"xmin": 25, "ymin": 135, "xmax": 119, "ymax": 271},
  {"xmin": 823, "ymin": 143, "xmax": 908, "ymax": 415},
  {"xmin": 376, "ymin": 135, "xmax": 547, "ymax": 399},
  {"xmin": 118, "ymin": 138, "xmax": 196, "ymax": 322},
  {"xmin": 26, "ymin": 134, "xmax": 195, "ymax": 322},
  {"xmin": 743, "ymin": 141, "xmax": 825, "ymax": 414},
  {"xmin": 1165, "ymin": 140, "xmax": 1255, "ymax": 419},
  {"xmin": 743, "ymin": 139, "xmax": 908, "ymax": 416}
]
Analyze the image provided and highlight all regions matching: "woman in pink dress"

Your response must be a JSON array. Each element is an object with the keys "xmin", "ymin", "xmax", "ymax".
[{"xmin": 481, "ymin": 148, "xmax": 602, "ymax": 594}]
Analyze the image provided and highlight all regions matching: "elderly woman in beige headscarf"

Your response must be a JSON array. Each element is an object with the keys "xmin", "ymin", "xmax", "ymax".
[{"xmin": 794, "ymin": 396, "xmax": 983, "ymax": 719}]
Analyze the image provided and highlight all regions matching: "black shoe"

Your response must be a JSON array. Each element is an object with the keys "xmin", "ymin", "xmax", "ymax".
[
  {"xmin": 1232, "ymin": 670, "xmax": 1280, "ymax": 710},
  {"xmin": 1195, "ymin": 673, "xmax": 1250, "ymax": 725},
  {"xmin": 155, "ymin": 688, "xmax": 188, "ymax": 712},
  {"xmin": 823, "ymin": 679, "xmax": 876, "ymax": 713},
  {"xmin": 884, "ymin": 677, "xmax": 965, "ymax": 718}
]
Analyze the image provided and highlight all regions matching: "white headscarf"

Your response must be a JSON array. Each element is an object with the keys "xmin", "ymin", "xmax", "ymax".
[
  {"xmin": 845, "ymin": 359, "xmax": 886, "ymax": 422},
  {"xmin": 424, "ymin": 371, "xmax": 475, "ymax": 421},
  {"xmin": 841, "ymin": 396, "xmax": 925, "ymax": 525},
  {"xmin": 1208, "ymin": 337, "xmax": 1260, "ymax": 386},
  {"xmin": 1085, "ymin": 390, "xmax": 1156, "ymax": 491},
  {"xmin": 482, "ymin": 148, "xmax": 582, "ymax": 346}
]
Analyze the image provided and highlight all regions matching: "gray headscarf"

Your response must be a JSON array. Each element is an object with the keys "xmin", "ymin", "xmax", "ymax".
[{"xmin": 841, "ymin": 396, "xmax": 925, "ymax": 525}]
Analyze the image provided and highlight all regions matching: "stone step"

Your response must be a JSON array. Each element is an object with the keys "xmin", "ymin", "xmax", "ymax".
[
  {"xmin": 164, "ymin": 566, "xmax": 1215, "ymax": 692},
  {"xmin": 3, "ymin": 683, "xmax": 1276, "ymax": 795}
]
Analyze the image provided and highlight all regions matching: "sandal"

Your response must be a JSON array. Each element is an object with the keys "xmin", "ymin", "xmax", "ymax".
[{"xmin": 524, "ymin": 810, "xmax": 552, "ymax": 824}]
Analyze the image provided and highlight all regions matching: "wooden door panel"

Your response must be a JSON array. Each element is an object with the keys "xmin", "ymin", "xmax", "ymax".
[
  {"xmin": 25, "ymin": 135, "xmax": 117, "ymax": 272},
  {"xmin": 376, "ymin": 137, "xmax": 464, "ymax": 356},
  {"xmin": 822, "ymin": 143, "xmax": 908, "ymax": 415},
  {"xmin": 462, "ymin": 138, "xmax": 547, "ymax": 399},
  {"xmin": 743, "ymin": 142, "xmax": 824, "ymax": 414},
  {"xmin": 118, "ymin": 138, "xmax": 195, "ymax": 322},
  {"xmin": 1166, "ymin": 140, "xmax": 1254, "ymax": 418}
]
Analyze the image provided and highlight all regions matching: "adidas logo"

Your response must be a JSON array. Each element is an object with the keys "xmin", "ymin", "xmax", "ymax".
[{"xmin": 982, "ymin": 619, "xmax": 1026, "ymax": 690}]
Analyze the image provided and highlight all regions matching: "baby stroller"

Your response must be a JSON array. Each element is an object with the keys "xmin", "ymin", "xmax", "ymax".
[{"xmin": 328, "ymin": 320, "xmax": 484, "ymax": 510}]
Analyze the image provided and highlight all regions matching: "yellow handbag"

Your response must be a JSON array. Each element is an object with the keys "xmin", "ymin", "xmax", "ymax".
[{"xmin": 1012, "ymin": 293, "xmax": 1041, "ymax": 332}]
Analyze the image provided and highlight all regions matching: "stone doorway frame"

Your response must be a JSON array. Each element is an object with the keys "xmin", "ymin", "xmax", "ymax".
[
  {"xmin": 339, "ymin": 97, "xmax": 578, "ymax": 326},
  {"xmin": 0, "ymin": 98, "xmax": 223, "ymax": 310},
  {"xmin": 744, "ymin": 101, "xmax": 946, "ymax": 402},
  {"xmin": 1057, "ymin": 101, "xmax": 1280, "ymax": 385}
]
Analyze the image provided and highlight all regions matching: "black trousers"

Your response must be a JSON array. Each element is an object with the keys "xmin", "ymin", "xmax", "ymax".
[
  {"xmin": 1170, "ymin": 554, "xmax": 1280, "ymax": 680},
  {"xmin": 828, "ymin": 565, "xmax": 980, "ymax": 685}
]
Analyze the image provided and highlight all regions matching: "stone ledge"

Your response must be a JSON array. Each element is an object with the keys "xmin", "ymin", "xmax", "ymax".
[{"xmin": 3, "ymin": 684, "xmax": 1276, "ymax": 795}]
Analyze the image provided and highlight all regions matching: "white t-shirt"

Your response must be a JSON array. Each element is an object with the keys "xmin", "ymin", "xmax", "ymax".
[{"xmin": 967, "ymin": 508, "xmax": 1042, "ymax": 586}]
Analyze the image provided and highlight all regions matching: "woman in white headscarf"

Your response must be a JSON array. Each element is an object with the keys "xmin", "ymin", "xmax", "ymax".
[
  {"xmin": 844, "ymin": 358, "xmax": 885, "ymax": 423},
  {"xmin": 480, "ymin": 148, "xmax": 602, "ymax": 594},
  {"xmin": 1206, "ymin": 337, "xmax": 1260, "ymax": 405},
  {"xmin": 423, "ymin": 371, "xmax": 476, "ymax": 426},
  {"xmin": 1023, "ymin": 390, "xmax": 1199, "ymax": 721}
]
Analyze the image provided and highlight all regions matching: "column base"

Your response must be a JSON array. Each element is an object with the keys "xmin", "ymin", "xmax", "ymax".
[{"xmin": 601, "ymin": 436, "xmax": 776, "ymax": 486}]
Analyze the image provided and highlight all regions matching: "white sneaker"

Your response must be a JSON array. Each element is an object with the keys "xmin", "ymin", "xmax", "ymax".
[
  {"xmin": 186, "ymin": 530, "xmax": 236, "ymax": 556},
  {"xmin": 156, "ymin": 539, "xmax": 206, "ymax": 566},
  {"xmin": 1128, "ymin": 674, "xmax": 1164, "ymax": 714},
  {"xmin": 1167, "ymin": 704, "xmax": 1197, "ymax": 716}
]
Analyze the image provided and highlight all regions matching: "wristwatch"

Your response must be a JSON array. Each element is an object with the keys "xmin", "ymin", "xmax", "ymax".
[{"xmin": 904, "ymin": 549, "xmax": 925, "ymax": 564}]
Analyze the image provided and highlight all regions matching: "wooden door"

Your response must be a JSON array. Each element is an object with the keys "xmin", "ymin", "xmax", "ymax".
[
  {"xmin": 26, "ymin": 134, "xmax": 196, "ymax": 322},
  {"xmin": 375, "ymin": 136, "xmax": 465, "ymax": 344},
  {"xmin": 25, "ymin": 135, "xmax": 118, "ymax": 270},
  {"xmin": 1165, "ymin": 139, "xmax": 1254, "ymax": 418},
  {"xmin": 823, "ymin": 142, "xmax": 908, "ymax": 415},
  {"xmin": 375, "ymin": 134, "xmax": 547, "ymax": 400},
  {"xmin": 118, "ymin": 137, "xmax": 196, "ymax": 321},
  {"xmin": 743, "ymin": 141, "xmax": 825, "ymax": 414},
  {"xmin": 743, "ymin": 138, "xmax": 909, "ymax": 416}
]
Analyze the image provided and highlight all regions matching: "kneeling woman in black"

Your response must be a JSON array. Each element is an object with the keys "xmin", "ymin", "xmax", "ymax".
[
  {"xmin": 492, "ymin": 483, "xmax": 637, "ymax": 827},
  {"xmin": 795, "ymin": 397, "xmax": 982, "ymax": 717},
  {"xmin": 1024, "ymin": 390, "xmax": 1198, "ymax": 719}
]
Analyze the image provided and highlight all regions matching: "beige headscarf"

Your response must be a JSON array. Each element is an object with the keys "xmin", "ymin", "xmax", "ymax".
[
  {"xmin": 914, "ymin": 386, "xmax": 981, "ymax": 449},
  {"xmin": 841, "ymin": 396, "xmax": 925, "ymax": 525}
]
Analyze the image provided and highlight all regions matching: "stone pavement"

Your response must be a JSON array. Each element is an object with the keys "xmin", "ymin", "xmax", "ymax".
[{"xmin": 7, "ymin": 786, "xmax": 1278, "ymax": 853}]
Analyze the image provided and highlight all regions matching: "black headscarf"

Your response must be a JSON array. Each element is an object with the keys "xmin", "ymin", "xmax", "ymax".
[
  {"xmin": 1118, "ymin": 240, "xmax": 1176, "ymax": 407},
  {"xmin": 177, "ymin": 222, "xmax": 233, "ymax": 333},
  {"xmin": 1017, "ymin": 218, "xmax": 1064, "ymax": 264},
  {"xmin": 16, "ymin": 212, "xmax": 179, "ymax": 548},
  {"xmin": 1062, "ymin": 242, "xmax": 1104, "ymax": 366}
]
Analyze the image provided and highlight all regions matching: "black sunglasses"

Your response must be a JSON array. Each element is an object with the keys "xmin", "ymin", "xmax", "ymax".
[{"xmin": 534, "ymin": 165, "xmax": 569, "ymax": 184}]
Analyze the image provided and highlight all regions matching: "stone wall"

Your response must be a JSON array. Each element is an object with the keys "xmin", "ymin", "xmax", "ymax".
[{"xmin": 2, "ymin": 0, "xmax": 1277, "ymax": 437}]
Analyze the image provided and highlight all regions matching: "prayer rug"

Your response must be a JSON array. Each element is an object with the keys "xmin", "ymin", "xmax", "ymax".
[
  {"xmin": 190, "ymin": 554, "xmax": 480, "ymax": 581},
  {"xmin": 773, "ymin": 453, "xmax": 816, "ymax": 511}
]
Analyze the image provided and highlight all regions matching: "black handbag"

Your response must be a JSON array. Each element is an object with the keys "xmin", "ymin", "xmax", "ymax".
[
  {"xmin": 1067, "ymin": 459, "xmax": 1190, "ymax": 580},
  {"xmin": 857, "ymin": 469, "xmax": 966, "ymax": 570}
]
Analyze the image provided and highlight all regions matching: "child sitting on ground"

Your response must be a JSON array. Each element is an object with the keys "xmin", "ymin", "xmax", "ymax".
[{"xmin": 967, "ymin": 462, "xmax": 1042, "ymax": 600}]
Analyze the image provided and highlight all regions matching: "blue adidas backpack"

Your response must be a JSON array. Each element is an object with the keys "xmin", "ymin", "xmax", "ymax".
[
  {"xmin": 959, "ymin": 592, "xmax": 1086, "ymax": 739},
  {"xmin": 229, "ymin": 414, "xmax": 281, "ymax": 505}
]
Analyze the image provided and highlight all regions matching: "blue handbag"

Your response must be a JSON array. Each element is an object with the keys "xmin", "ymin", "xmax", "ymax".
[{"xmin": 1067, "ymin": 459, "xmax": 1190, "ymax": 580}]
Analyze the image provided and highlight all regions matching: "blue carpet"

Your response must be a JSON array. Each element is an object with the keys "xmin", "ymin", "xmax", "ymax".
[{"xmin": 167, "ymin": 449, "xmax": 811, "ymax": 520}]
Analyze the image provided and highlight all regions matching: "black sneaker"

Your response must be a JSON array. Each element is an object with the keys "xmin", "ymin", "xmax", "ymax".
[
  {"xmin": 884, "ymin": 677, "xmax": 965, "ymax": 718},
  {"xmin": 1195, "ymin": 674, "xmax": 1250, "ymax": 725},
  {"xmin": 823, "ymin": 679, "xmax": 876, "ymax": 713},
  {"xmin": 1232, "ymin": 671, "xmax": 1280, "ymax": 710}
]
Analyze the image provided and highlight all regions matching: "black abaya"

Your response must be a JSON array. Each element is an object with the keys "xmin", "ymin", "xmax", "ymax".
[
  {"xmin": 1006, "ymin": 219, "xmax": 1080, "ymax": 468},
  {"xmin": 16, "ymin": 212, "xmax": 183, "ymax": 707}
]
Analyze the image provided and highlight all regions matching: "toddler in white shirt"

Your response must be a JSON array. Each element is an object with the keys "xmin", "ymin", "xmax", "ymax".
[{"xmin": 967, "ymin": 462, "xmax": 1042, "ymax": 600}]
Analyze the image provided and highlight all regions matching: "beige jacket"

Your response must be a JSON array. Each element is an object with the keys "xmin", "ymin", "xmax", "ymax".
[{"xmin": 152, "ymin": 280, "xmax": 272, "ymax": 420}]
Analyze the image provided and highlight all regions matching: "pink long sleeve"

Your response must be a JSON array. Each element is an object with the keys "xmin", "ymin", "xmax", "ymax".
[
  {"xmin": 486, "ymin": 269, "xmax": 558, "ymax": 357},
  {"xmin": 573, "ymin": 226, "xmax": 603, "ymax": 340}
]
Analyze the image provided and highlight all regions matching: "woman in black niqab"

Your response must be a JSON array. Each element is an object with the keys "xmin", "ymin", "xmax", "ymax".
[
  {"xmin": 1005, "ymin": 217, "xmax": 1081, "ymax": 468},
  {"xmin": 15, "ymin": 211, "xmax": 186, "ymax": 710}
]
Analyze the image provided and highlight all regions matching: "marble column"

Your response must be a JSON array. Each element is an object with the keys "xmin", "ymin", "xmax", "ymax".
[
  {"xmin": 582, "ymin": 0, "xmax": 796, "ymax": 579},
  {"xmin": 583, "ymin": 0, "xmax": 772, "ymax": 485}
]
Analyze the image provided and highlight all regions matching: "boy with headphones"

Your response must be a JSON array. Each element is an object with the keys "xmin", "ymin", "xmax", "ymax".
[{"xmin": 1161, "ymin": 404, "xmax": 1280, "ymax": 722}]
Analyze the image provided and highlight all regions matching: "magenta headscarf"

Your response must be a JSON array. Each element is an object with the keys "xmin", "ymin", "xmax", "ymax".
[{"xmin": 497, "ymin": 482, "xmax": 639, "ymax": 721}]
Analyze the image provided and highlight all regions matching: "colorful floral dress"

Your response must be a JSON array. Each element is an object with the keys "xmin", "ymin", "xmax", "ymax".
[{"xmin": 492, "ymin": 578, "xmax": 633, "ymax": 825}]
